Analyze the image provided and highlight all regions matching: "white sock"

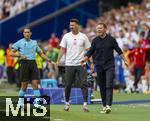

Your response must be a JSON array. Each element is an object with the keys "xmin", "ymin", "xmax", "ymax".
[
  {"xmin": 65, "ymin": 102, "xmax": 70, "ymax": 105},
  {"xmin": 83, "ymin": 102, "xmax": 87, "ymax": 106}
]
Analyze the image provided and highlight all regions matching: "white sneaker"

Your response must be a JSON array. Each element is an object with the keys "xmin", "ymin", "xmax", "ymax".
[
  {"xmin": 64, "ymin": 104, "xmax": 70, "ymax": 111},
  {"xmin": 105, "ymin": 105, "xmax": 111, "ymax": 114},
  {"xmin": 100, "ymin": 107, "xmax": 106, "ymax": 113},
  {"xmin": 83, "ymin": 105, "xmax": 89, "ymax": 112}
]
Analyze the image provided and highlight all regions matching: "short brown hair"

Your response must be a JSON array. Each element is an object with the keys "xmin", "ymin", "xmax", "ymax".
[
  {"xmin": 98, "ymin": 22, "xmax": 107, "ymax": 28},
  {"xmin": 23, "ymin": 27, "xmax": 32, "ymax": 32},
  {"xmin": 70, "ymin": 18, "xmax": 80, "ymax": 25}
]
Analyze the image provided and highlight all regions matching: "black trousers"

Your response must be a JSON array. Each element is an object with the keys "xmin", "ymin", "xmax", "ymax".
[
  {"xmin": 65, "ymin": 66, "xmax": 88, "ymax": 102},
  {"xmin": 96, "ymin": 67, "xmax": 114, "ymax": 106}
]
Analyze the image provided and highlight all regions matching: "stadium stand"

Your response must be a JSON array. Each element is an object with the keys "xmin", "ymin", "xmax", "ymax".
[{"xmin": 0, "ymin": 0, "xmax": 150, "ymax": 105}]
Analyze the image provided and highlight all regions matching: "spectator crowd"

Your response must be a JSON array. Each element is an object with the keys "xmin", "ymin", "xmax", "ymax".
[
  {"xmin": 0, "ymin": 0, "xmax": 150, "ymax": 94},
  {"xmin": 0, "ymin": 0, "xmax": 44, "ymax": 20}
]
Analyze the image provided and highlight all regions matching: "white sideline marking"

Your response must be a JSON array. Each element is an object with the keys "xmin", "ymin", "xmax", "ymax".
[{"xmin": 54, "ymin": 119, "xmax": 63, "ymax": 121}]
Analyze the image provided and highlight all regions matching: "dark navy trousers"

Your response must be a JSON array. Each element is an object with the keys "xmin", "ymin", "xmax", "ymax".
[{"xmin": 96, "ymin": 66, "xmax": 114, "ymax": 106}]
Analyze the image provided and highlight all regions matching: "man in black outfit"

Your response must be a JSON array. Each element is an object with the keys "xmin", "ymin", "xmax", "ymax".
[{"xmin": 81, "ymin": 22, "xmax": 128, "ymax": 114}]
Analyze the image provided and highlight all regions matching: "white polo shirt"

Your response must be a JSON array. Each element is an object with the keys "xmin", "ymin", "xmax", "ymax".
[{"xmin": 60, "ymin": 32, "xmax": 91, "ymax": 66}]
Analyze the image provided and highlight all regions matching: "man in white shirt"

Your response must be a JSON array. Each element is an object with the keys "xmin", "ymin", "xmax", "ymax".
[{"xmin": 57, "ymin": 18, "xmax": 91, "ymax": 112}]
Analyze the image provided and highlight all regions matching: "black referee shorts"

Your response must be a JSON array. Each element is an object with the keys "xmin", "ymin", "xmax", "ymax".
[{"xmin": 19, "ymin": 60, "xmax": 39, "ymax": 82}]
